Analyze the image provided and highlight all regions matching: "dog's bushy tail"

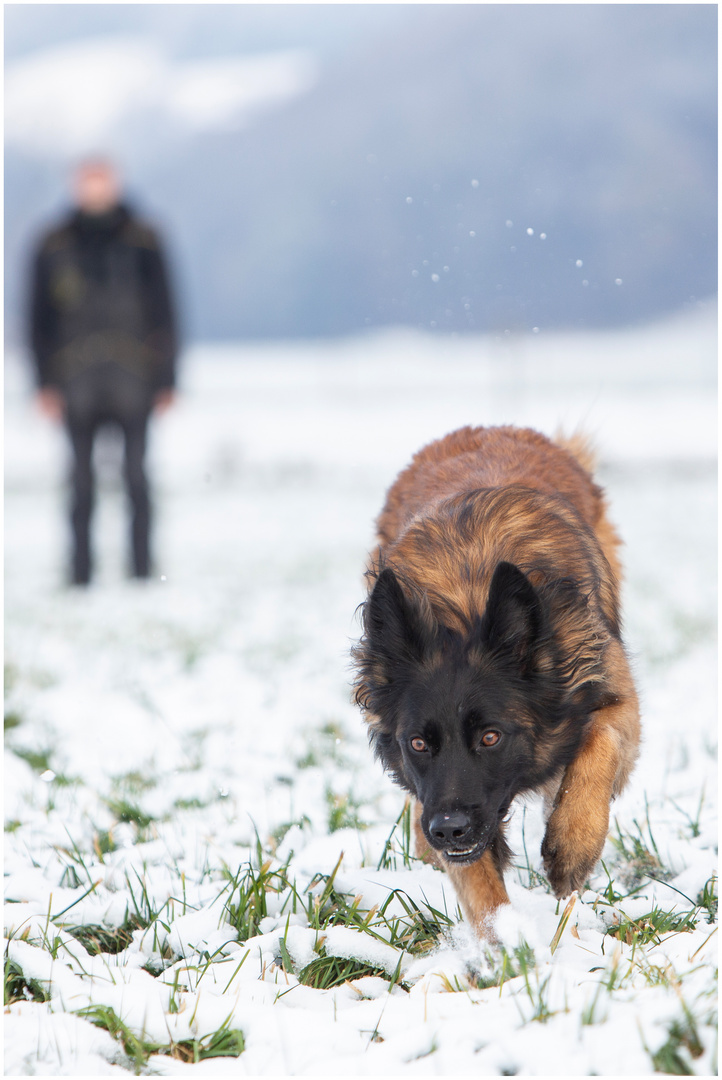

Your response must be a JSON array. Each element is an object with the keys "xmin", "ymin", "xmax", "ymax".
[
  {"xmin": 555, "ymin": 428, "xmax": 626, "ymax": 584},
  {"xmin": 553, "ymin": 429, "xmax": 598, "ymax": 476}
]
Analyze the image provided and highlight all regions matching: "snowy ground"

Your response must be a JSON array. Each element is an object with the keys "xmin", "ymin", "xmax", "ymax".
[{"xmin": 4, "ymin": 308, "xmax": 718, "ymax": 1076}]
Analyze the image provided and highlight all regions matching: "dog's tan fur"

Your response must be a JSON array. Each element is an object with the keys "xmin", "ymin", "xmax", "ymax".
[{"xmin": 359, "ymin": 425, "xmax": 640, "ymax": 934}]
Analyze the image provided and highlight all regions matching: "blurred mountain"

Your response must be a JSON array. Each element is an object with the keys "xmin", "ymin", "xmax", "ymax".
[{"xmin": 5, "ymin": 4, "xmax": 717, "ymax": 344}]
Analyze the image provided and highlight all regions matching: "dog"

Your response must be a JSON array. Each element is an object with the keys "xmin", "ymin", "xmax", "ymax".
[{"xmin": 353, "ymin": 425, "xmax": 640, "ymax": 936}]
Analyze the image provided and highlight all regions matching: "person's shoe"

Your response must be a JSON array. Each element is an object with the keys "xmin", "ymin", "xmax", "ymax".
[{"xmin": 72, "ymin": 551, "xmax": 91, "ymax": 585}]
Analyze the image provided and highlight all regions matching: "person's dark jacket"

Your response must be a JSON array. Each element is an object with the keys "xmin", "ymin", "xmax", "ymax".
[{"xmin": 29, "ymin": 204, "xmax": 178, "ymax": 391}]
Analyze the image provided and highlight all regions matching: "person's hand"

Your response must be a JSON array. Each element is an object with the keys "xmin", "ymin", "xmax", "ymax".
[
  {"xmin": 36, "ymin": 387, "xmax": 64, "ymax": 421},
  {"xmin": 153, "ymin": 388, "xmax": 176, "ymax": 415}
]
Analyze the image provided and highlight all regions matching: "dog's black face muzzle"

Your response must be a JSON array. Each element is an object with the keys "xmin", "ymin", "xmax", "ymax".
[{"xmin": 421, "ymin": 789, "xmax": 514, "ymax": 863}]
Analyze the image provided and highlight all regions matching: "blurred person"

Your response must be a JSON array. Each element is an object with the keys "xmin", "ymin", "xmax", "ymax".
[{"xmin": 28, "ymin": 159, "xmax": 178, "ymax": 585}]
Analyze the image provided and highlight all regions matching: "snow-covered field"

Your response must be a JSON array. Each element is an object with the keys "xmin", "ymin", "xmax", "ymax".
[{"xmin": 5, "ymin": 309, "xmax": 717, "ymax": 1076}]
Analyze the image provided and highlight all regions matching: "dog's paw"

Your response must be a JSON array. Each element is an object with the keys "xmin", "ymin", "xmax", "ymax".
[
  {"xmin": 541, "ymin": 805, "xmax": 607, "ymax": 899},
  {"xmin": 541, "ymin": 841, "xmax": 592, "ymax": 898}
]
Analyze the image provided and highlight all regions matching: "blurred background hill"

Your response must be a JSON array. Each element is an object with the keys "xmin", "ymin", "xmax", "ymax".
[{"xmin": 5, "ymin": 3, "xmax": 717, "ymax": 345}]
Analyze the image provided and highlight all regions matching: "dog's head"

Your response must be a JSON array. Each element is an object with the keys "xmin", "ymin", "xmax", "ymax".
[{"xmin": 355, "ymin": 561, "xmax": 605, "ymax": 864}]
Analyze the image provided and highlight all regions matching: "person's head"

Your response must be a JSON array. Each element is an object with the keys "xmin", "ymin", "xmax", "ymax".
[{"xmin": 72, "ymin": 158, "xmax": 122, "ymax": 215}]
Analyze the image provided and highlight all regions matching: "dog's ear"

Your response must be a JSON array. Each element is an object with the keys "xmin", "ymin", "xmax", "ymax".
[
  {"xmin": 364, "ymin": 568, "xmax": 434, "ymax": 666},
  {"xmin": 479, "ymin": 562, "xmax": 543, "ymax": 669}
]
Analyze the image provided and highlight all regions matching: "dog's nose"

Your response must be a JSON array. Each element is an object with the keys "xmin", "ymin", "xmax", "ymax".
[{"xmin": 428, "ymin": 810, "xmax": 472, "ymax": 844}]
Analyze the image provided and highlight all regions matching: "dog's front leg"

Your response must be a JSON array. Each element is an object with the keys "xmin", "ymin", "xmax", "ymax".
[
  {"xmin": 412, "ymin": 800, "xmax": 509, "ymax": 936},
  {"xmin": 441, "ymin": 851, "xmax": 510, "ymax": 937},
  {"xmin": 541, "ymin": 651, "xmax": 641, "ymax": 897}
]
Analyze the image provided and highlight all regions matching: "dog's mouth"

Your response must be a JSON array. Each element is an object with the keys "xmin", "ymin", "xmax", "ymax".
[{"xmin": 442, "ymin": 841, "xmax": 485, "ymax": 864}]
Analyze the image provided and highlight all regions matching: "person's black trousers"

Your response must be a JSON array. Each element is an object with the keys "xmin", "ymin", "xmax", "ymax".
[{"xmin": 62, "ymin": 364, "xmax": 155, "ymax": 584}]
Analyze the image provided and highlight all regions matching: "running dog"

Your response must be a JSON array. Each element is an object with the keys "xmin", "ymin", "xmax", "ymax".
[{"xmin": 353, "ymin": 425, "xmax": 640, "ymax": 935}]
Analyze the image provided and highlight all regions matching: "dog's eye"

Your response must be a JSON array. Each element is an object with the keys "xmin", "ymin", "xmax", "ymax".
[
  {"xmin": 410, "ymin": 737, "xmax": 428, "ymax": 753},
  {"xmin": 480, "ymin": 730, "xmax": 502, "ymax": 748}
]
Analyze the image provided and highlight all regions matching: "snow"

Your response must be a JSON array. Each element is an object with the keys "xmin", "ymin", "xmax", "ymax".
[
  {"xmin": 4, "ymin": 307, "xmax": 717, "ymax": 1075},
  {"xmin": 322, "ymin": 927, "xmax": 410, "ymax": 978}
]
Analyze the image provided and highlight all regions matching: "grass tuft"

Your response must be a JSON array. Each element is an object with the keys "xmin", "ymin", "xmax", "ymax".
[
  {"xmin": 11, "ymin": 746, "xmax": 54, "ymax": 773},
  {"xmin": 174, "ymin": 796, "xmax": 207, "ymax": 811},
  {"xmin": 696, "ymin": 876, "xmax": 717, "ymax": 924},
  {"xmin": 325, "ymin": 786, "xmax": 366, "ymax": 833},
  {"xmin": 111, "ymin": 770, "xmax": 158, "ymax": 795},
  {"xmin": 472, "ymin": 940, "xmax": 537, "ymax": 992},
  {"xmin": 609, "ymin": 804, "xmax": 674, "ymax": 888},
  {"xmin": 515, "ymin": 949, "xmax": 555, "ymax": 1023},
  {"xmin": 223, "ymin": 846, "xmax": 289, "ymax": 940},
  {"xmin": 105, "ymin": 798, "xmax": 155, "ymax": 831},
  {"xmin": 93, "ymin": 829, "xmax": 117, "ymax": 857},
  {"xmin": 4, "ymin": 955, "xmax": 51, "ymax": 1006},
  {"xmin": 651, "ymin": 1014, "xmax": 704, "ymax": 1075},
  {"xmin": 377, "ymin": 800, "xmax": 415, "ymax": 871},
  {"xmin": 298, "ymin": 950, "xmax": 389, "ymax": 990},
  {"xmin": 4, "ymin": 711, "xmax": 23, "ymax": 732},
  {"xmin": 173, "ymin": 1026, "xmax": 246, "ymax": 1063},
  {"xmin": 606, "ymin": 905, "xmax": 698, "ymax": 948},
  {"xmin": 64, "ymin": 921, "xmax": 140, "ymax": 956},
  {"xmin": 78, "ymin": 1004, "xmax": 246, "ymax": 1073}
]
